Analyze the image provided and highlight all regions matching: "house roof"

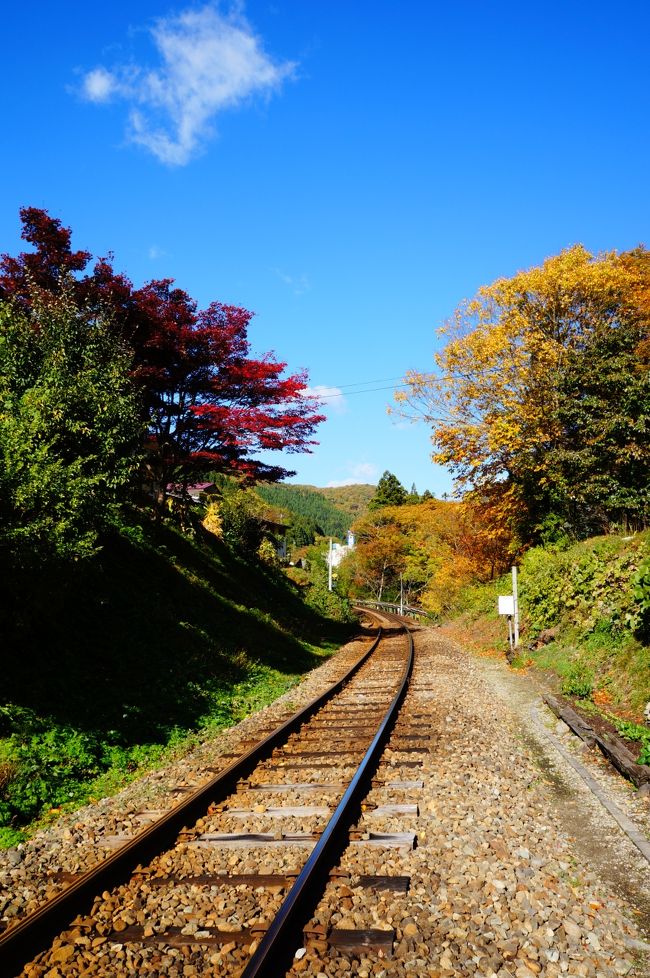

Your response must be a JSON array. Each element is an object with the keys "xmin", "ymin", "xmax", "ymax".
[{"xmin": 167, "ymin": 481, "xmax": 216, "ymax": 494}]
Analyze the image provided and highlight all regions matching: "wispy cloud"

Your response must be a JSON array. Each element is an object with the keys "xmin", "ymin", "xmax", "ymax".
[
  {"xmin": 148, "ymin": 244, "xmax": 166, "ymax": 259},
  {"xmin": 79, "ymin": 4, "xmax": 296, "ymax": 165},
  {"xmin": 327, "ymin": 462, "xmax": 378, "ymax": 487},
  {"xmin": 302, "ymin": 385, "xmax": 347, "ymax": 415},
  {"xmin": 274, "ymin": 269, "xmax": 311, "ymax": 296}
]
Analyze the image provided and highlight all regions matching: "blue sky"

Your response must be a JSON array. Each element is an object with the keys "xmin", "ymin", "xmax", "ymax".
[{"xmin": 2, "ymin": 1, "xmax": 648, "ymax": 493}]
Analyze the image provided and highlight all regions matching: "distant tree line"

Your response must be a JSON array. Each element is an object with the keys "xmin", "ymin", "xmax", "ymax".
[
  {"xmin": 0, "ymin": 207, "xmax": 324, "ymax": 563},
  {"xmin": 368, "ymin": 471, "xmax": 434, "ymax": 510}
]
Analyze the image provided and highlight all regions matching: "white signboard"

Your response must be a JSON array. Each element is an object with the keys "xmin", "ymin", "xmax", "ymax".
[{"xmin": 498, "ymin": 595, "xmax": 515, "ymax": 616}]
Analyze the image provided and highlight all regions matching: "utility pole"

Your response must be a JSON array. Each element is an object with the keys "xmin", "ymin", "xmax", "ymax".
[
  {"xmin": 512, "ymin": 565, "xmax": 520, "ymax": 647},
  {"xmin": 328, "ymin": 538, "xmax": 333, "ymax": 592},
  {"xmin": 399, "ymin": 573, "xmax": 404, "ymax": 615}
]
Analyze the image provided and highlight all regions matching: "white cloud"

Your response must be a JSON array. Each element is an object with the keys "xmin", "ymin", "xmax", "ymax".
[
  {"xmin": 82, "ymin": 67, "xmax": 116, "ymax": 102},
  {"xmin": 302, "ymin": 385, "xmax": 347, "ymax": 415},
  {"xmin": 327, "ymin": 462, "xmax": 378, "ymax": 487},
  {"xmin": 351, "ymin": 461, "xmax": 378, "ymax": 481},
  {"xmin": 148, "ymin": 244, "xmax": 166, "ymax": 259},
  {"xmin": 79, "ymin": 4, "xmax": 296, "ymax": 165},
  {"xmin": 274, "ymin": 269, "xmax": 310, "ymax": 296}
]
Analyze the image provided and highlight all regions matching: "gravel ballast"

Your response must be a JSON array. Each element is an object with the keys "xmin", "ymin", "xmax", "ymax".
[{"xmin": 3, "ymin": 622, "xmax": 649, "ymax": 977}]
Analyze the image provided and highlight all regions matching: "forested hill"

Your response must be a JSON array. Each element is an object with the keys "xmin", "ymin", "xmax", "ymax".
[
  {"xmin": 255, "ymin": 483, "xmax": 373, "ymax": 538},
  {"xmin": 306, "ymin": 484, "xmax": 375, "ymax": 521}
]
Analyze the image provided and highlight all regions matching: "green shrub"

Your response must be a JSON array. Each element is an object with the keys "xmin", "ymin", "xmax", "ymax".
[
  {"xmin": 632, "ymin": 555, "xmax": 650, "ymax": 638},
  {"xmin": 2, "ymin": 728, "xmax": 101, "ymax": 823},
  {"xmin": 0, "ymin": 827, "xmax": 27, "ymax": 849},
  {"xmin": 561, "ymin": 666, "xmax": 594, "ymax": 699},
  {"xmin": 521, "ymin": 537, "xmax": 645, "ymax": 638}
]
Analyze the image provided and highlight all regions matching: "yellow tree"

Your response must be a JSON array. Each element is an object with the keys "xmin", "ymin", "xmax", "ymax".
[
  {"xmin": 396, "ymin": 246, "xmax": 646, "ymax": 542},
  {"xmin": 347, "ymin": 508, "xmax": 407, "ymax": 601},
  {"xmin": 346, "ymin": 498, "xmax": 511, "ymax": 613}
]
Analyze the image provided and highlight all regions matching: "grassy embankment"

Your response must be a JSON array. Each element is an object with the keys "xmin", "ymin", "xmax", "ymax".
[
  {"xmin": 0, "ymin": 517, "xmax": 354, "ymax": 847},
  {"xmin": 443, "ymin": 532, "xmax": 650, "ymax": 765}
]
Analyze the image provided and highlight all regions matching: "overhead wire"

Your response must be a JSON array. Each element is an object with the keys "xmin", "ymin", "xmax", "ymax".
[
  {"xmin": 315, "ymin": 382, "xmax": 411, "ymax": 398},
  {"xmin": 332, "ymin": 376, "xmax": 405, "ymax": 390}
]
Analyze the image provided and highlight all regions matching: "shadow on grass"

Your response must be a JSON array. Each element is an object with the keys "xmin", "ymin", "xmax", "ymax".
[{"xmin": 1, "ymin": 517, "xmax": 353, "ymax": 745}]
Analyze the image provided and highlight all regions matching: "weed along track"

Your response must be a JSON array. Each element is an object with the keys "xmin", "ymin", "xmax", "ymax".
[{"xmin": 2, "ymin": 613, "xmax": 436, "ymax": 978}]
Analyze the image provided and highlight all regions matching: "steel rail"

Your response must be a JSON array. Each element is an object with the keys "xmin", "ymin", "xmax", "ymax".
[
  {"xmin": 355, "ymin": 599, "xmax": 436, "ymax": 622},
  {"xmin": 240, "ymin": 618, "xmax": 415, "ymax": 978},
  {"xmin": 0, "ymin": 627, "xmax": 383, "ymax": 977}
]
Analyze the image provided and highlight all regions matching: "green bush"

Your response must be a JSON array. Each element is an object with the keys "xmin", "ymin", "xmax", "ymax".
[
  {"xmin": 632, "ymin": 555, "xmax": 650, "ymax": 638},
  {"xmin": 0, "ymin": 827, "xmax": 26, "ymax": 848},
  {"xmin": 561, "ymin": 666, "xmax": 594, "ymax": 699},
  {"xmin": 2, "ymin": 727, "xmax": 101, "ymax": 822},
  {"xmin": 521, "ymin": 537, "xmax": 644, "ymax": 638}
]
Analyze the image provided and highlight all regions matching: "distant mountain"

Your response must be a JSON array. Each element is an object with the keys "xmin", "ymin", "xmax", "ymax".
[
  {"xmin": 255, "ymin": 483, "xmax": 351, "ymax": 538},
  {"xmin": 304, "ymin": 484, "xmax": 375, "ymax": 521}
]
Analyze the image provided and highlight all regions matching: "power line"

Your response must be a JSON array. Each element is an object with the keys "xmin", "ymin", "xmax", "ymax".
[
  {"xmin": 316, "ymin": 383, "xmax": 411, "ymax": 399},
  {"xmin": 332, "ymin": 376, "xmax": 405, "ymax": 390}
]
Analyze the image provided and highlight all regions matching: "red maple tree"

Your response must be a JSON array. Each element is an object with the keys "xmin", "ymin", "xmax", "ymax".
[{"xmin": 0, "ymin": 207, "xmax": 324, "ymax": 499}]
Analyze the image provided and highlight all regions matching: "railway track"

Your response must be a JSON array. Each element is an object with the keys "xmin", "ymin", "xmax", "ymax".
[{"xmin": 2, "ymin": 610, "xmax": 435, "ymax": 978}]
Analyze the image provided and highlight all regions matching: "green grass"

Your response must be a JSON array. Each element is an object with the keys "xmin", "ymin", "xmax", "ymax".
[{"xmin": 0, "ymin": 513, "xmax": 354, "ymax": 843}]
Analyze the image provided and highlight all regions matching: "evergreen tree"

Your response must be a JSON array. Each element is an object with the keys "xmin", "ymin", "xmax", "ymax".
[
  {"xmin": 407, "ymin": 482, "xmax": 419, "ymax": 503},
  {"xmin": 368, "ymin": 471, "xmax": 407, "ymax": 510}
]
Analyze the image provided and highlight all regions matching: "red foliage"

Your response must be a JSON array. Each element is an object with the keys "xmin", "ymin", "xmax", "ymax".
[{"xmin": 0, "ymin": 207, "xmax": 324, "ymax": 493}]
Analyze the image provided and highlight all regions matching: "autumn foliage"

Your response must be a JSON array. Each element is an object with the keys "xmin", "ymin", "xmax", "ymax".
[
  {"xmin": 397, "ymin": 245, "xmax": 650, "ymax": 545},
  {"xmin": 346, "ymin": 497, "xmax": 511, "ymax": 615},
  {"xmin": 0, "ymin": 207, "xmax": 324, "ymax": 500}
]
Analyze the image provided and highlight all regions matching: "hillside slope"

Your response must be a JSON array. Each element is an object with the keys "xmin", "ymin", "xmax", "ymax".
[
  {"xmin": 442, "ymin": 533, "xmax": 650, "ymax": 762},
  {"xmin": 255, "ymin": 483, "xmax": 350, "ymax": 537},
  {"xmin": 299, "ymin": 484, "xmax": 375, "ymax": 521},
  {"xmin": 0, "ymin": 516, "xmax": 352, "ymax": 841}
]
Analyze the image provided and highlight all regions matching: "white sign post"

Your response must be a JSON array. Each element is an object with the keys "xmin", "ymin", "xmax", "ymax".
[
  {"xmin": 512, "ymin": 565, "xmax": 520, "ymax": 647},
  {"xmin": 498, "ymin": 594, "xmax": 516, "ymax": 652}
]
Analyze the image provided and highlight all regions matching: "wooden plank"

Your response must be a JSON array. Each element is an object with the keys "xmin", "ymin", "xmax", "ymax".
[
  {"xmin": 277, "ymin": 750, "xmax": 362, "ymax": 758},
  {"xmin": 191, "ymin": 838, "xmax": 316, "ymax": 849},
  {"xmin": 544, "ymin": 694, "xmax": 650, "ymax": 786},
  {"xmin": 328, "ymin": 928, "xmax": 394, "ymax": 952},
  {"xmin": 245, "ymin": 782, "xmax": 345, "ymax": 792},
  {"xmin": 594, "ymin": 732, "xmax": 650, "ymax": 787},
  {"xmin": 98, "ymin": 835, "xmax": 135, "ymax": 849},
  {"xmin": 225, "ymin": 806, "xmax": 331, "ymax": 817},
  {"xmin": 367, "ymin": 803, "xmax": 419, "ymax": 816},
  {"xmin": 144, "ymin": 873, "xmax": 296, "ymax": 888},
  {"xmin": 349, "ymin": 831, "xmax": 416, "ymax": 849},
  {"xmin": 543, "ymin": 694, "xmax": 597, "ymax": 747},
  {"xmin": 282, "ymin": 832, "xmax": 322, "ymax": 841},
  {"xmin": 108, "ymin": 924, "xmax": 255, "ymax": 946},
  {"xmin": 195, "ymin": 832, "xmax": 275, "ymax": 843},
  {"xmin": 276, "ymin": 761, "xmax": 355, "ymax": 769},
  {"xmin": 357, "ymin": 875, "xmax": 410, "ymax": 893},
  {"xmin": 190, "ymin": 832, "xmax": 319, "ymax": 847}
]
